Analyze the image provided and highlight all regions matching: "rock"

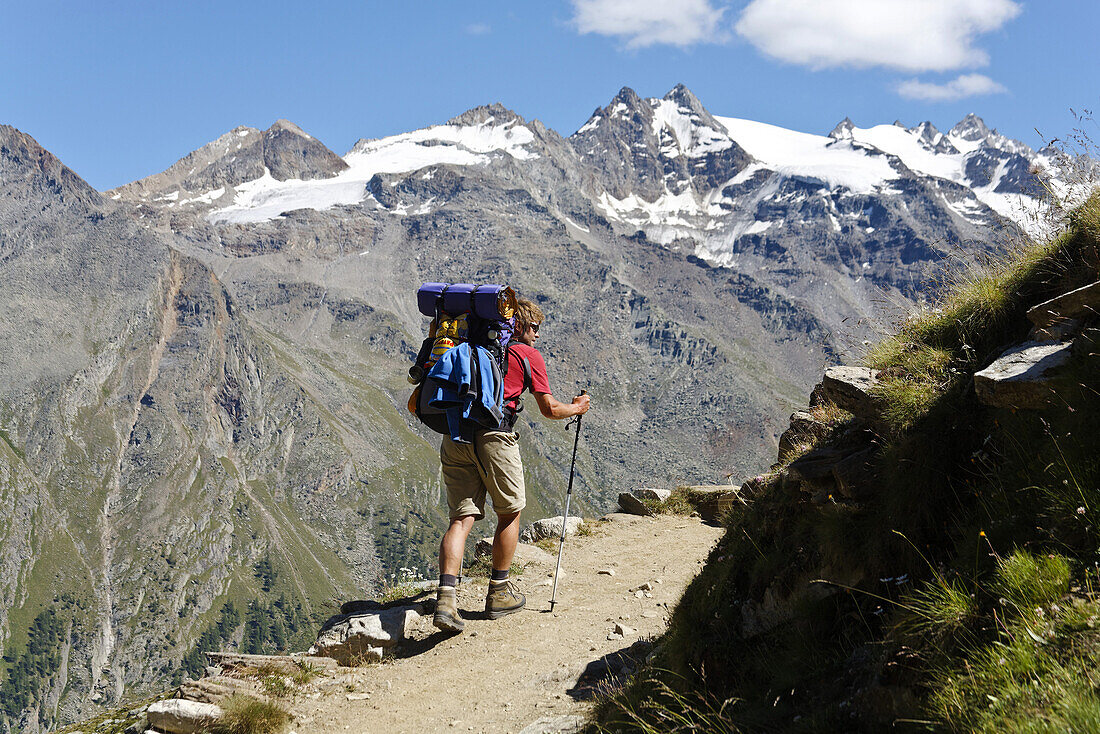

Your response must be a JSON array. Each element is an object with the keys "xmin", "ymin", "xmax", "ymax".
[
  {"xmin": 682, "ymin": 486, "xmax": 742, "ymax": 521},
  {"xmin": 632, "ymin": 488, "xmax": 671, "ymax": 502},
  {"xmin": 617, "ymin": 492, "xmax": 653, "ymax": 516},
  {"xmin": 614, "ymin": 622, "xmax": 636, "ymax": 637},
  {"xmin": 778, "ymin": 410, "xmax": 832, "ymax": 461},
  {"xmin": 518, "ymin": 715, "xmax": 585, "ymax": 733},
  {"xmin": 1027, "ymin": 280, "xmax": 1100, "ymax": 328},
  {"xmin": 205, "ymin": 652, "xmax": 338, "ymax": 675},
  {"xmin": 606, "ymin": 632, "xmax": 623, "ymax": 641},
  {"xmin": 519, "ymin": 516, "xmax": 585, "ymax": 544},
  {"xmin": 631, "ymin": 582, "xmax": 653, "ymax": 592},
  {"xmin": 832, "ymin": 446, "xmax": 880, "ymax": 499},
  {"xmin": 810, "ymin": 366, "xmax": 882, "ymax": 419},
  {"xmin": 474, "ymin": 538, "xmax": 555, "ymax": 566},
  {"xmin": 309, "ymin": 605, "xmax": 422, "ymax": 665},
  {"xmin": 598, "ymin": 568, "xmax": 616, "ymax": 576},
  {"xmin": 974, "ymin": 341, "xmax": 1074, "ymax": 409},
  {"xmin": 146, "ymin": 699, "xmax": 223, "ymax": 734},
  {"xmin": 787, "ymin": 448, "xmax": 845, "ymax": 481}
]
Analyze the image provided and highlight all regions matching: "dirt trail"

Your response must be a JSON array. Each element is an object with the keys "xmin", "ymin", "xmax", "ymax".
[{"xmin": 291, "ymin": 513, "xmax": 723, "ymax": 734}]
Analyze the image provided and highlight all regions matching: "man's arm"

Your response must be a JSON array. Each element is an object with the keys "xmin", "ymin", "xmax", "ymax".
[{"xmin": 533, "ymin": 392, "xmax": 590, "ymax": 420}]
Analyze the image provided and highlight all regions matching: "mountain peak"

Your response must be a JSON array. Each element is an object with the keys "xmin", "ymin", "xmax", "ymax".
[
  {"xmin": 829, "ymin": 117, "xmax": 855, "ymax": 140},
  {"xmin": 446, "ymin": 103, "xmax": 526, "ymax": 128},
  {"xmin": 267, "ymin": 119, "xmax": 310, "ymax": 137},
  {"xmin": 950, "ymin": 113, "xmax": 992, "ymax": 142},
  {"xmin": 612, "ymin": 86, "xmax": 645, "ymax": 110},
  {"xmin": 663, "ymin": 83, "xmax": 703, "ymax": 110},
  {"xmin": 0, "ymin": 124, "xmax": 101, "ymax": 208}
]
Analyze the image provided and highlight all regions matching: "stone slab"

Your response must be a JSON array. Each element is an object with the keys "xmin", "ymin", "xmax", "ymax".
[
  {"xmin": 974, "ymin": 340, "xmax": 1074, "ymax": 409},
  {"xmin": 810, "ymin": 366, "xmax": 881, "ymax": 419},
  {"xmin": 519, "ymin": 516, "xmax": 585, "ymax": 544},
  {"xmin": 147, "ymin": 699, "xmax": 222, "ymax": 734},
  {"xmin": 1027, "ymin": 280, "xmax": 1100, "ymax": 328}
]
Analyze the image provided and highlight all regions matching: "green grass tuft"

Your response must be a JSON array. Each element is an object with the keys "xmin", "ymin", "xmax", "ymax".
[
  {"xmin": 993, "ymin": 551, "xmax": 1071, "ymax": 613},
  {"xmin": 213, "ymin": 695, "xmax": 292, "ymax": 734}
]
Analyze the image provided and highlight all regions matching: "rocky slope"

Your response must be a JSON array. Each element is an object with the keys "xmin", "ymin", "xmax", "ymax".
[
  {"xmin": 593, "ymin": 194, "xmax": 1100, "ymax": 731},
  {"xmin": 0, "ymin": 85, "xmax": 1058, "ymax": 730}
]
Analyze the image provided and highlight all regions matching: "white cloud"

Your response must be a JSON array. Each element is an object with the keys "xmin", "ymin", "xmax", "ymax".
[
  {"xmin": 735, "ymin": 0, "xmax": 1021, "ymax": 72},
  {"xmin": 570, "ymin": 0, "xmax": 726, "ymax": 48},
  {"xmin": 897, "ymin": 73, "xmax": 1008, "ymax": 101},
  {"xmin": 465, "ymin": 23, "xmax": 491, "ymax": 35}
]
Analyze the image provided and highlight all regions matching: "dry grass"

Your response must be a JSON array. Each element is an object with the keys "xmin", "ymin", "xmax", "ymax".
[{"xmin": 213, "ymin": 695, "xmax": 292, "ymax": 734}]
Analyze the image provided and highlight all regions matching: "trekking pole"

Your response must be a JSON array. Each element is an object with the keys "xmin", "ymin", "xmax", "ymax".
[{"xmin": 550, "ymin": 390, "xmax": 585, "ymax": 613}]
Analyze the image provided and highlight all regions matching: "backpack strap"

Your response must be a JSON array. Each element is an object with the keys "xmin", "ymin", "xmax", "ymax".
[{"xmin": 500, "ymin": 345, "xmax": 533, "ymax": 431}]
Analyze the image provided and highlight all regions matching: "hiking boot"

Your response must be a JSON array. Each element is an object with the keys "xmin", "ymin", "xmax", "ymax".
[
  {"xmin": 485, "ymin": 579, "xmax": 526, "ymax": 619},
  {"xmin": 433, "ymin": 587, "xmax": 465, "ymax": 633}
]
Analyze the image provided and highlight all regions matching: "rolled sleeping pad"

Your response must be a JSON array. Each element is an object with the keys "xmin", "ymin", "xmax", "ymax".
[
  {"xmin": 441, "ymin": 283, "xmax": 478, "ymax": 316},
  {"xmin": 416, "ymin": 282, "xmax": 449, "ymax": 317},
  {"xmin": 473, "ymin": 285, "xmax": 517, "ymax": 321},
  {"xmin": 416, "ymin": 283, "xmax": 517, "ymax": 320}
]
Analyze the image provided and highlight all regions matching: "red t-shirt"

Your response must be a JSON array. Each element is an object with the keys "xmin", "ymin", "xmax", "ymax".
[{"xmin": 503, "ymin": 343, "xmax": 550, "ymax": 411}]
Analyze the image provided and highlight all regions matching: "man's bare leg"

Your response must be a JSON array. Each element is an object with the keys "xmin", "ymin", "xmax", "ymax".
[
  {"xmin": 491, "ymin": 511, "xmax": 520, "ymax": 573},
  {"xmin": 439, "ymin": 515, "xmax": 476, "ymax": 577}
]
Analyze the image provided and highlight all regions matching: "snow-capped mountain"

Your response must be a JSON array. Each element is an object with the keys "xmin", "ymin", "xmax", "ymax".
[{"xmin": 0, "ymin": 86, "xmax": 1069, "ymax": 728}]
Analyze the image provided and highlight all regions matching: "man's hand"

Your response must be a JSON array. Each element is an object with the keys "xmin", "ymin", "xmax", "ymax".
[{"xmin": 534, "ymin": 392, "xmax": 591, "ymax": 419}]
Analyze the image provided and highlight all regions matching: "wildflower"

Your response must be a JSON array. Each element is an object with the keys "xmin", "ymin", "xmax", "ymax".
[
  {"xmin": 1079, "ymin": 507, "xmax": 1087, "ymax": 515},
  {"xmin": 979, "ymin": 530, "xmax": 986, "ymax": 537}
]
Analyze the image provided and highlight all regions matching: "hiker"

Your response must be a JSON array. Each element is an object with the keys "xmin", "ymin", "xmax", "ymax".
[{"xmin": 433, "ymin": 297, "xmax": 590, "ymax": 632}]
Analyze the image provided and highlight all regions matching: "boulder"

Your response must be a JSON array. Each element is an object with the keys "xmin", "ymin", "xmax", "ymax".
[
  {"xmin": 810, "ymin": 366, "xmax": 881, "ymax": 419},
  {"xmin": 309, "ymin": 605, "xmax": 422, "ymax": 665},
  {"xmin": 146, "ymin": 699, "xmax": 222, "ymax": 734},
  {"xmin": 617, "ymin": 492, "xmax": 653, "ymax": 516},
  {"xmin": 1027, "ymin": 280, "xmax": 1100, "ymax": 328},
  {"xmin": 474, "ymin": 538, "xmax": 556, "ymax": 566},
  {"xmin": 519, "ymin": 516, "xmax": 585, "ymax": 544},
  {"xmin": 974, "ymin": 341, "xmax": 1074, "ymax": 409},
  {"xmin": 787, "ymin": 448, "xmax": 845, "ymax": 482},
  {"xmin": 831, "ymin": 446, "xmax": 880, "ymax": 499},
  {"xmin": 777, "ymin": 410, "xmax": 832, "ymax": 461},
  {"xmin": 682, "ymin": 486, "xmax": 742, "ymax": 521},
  {"xmin": 632, "ymin": 488, "xmax": 671, "ymax": 502}
]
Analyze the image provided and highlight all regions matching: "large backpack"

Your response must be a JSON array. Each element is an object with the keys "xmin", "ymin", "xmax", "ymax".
[{"xmin": 406, "ymin": 283, "xmax": 531, "ymax": 441}]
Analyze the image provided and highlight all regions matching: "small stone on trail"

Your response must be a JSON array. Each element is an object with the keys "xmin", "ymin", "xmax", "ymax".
[
  {"xmin": 597, "ymin": 568, "xmax": 615, "ymax": 576},
  {"xmin": 642, "ymin": 611, "xmax": 658, "ymax": 618},
  {"xmin": 345, "ymin": 693, "xmax": 370, "ymax": 701},
  {"xmin": 615, "ymin": 623, "xmax": 636, "ymax": 637},
  {"xmin": 607, "ymin": 632, "xmax": 623, "ymax": 641}
]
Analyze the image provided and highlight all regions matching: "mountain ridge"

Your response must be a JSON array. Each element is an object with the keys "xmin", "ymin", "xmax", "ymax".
[{"xmin": 0, "ymin": 84, "xmax": 1064, "ymax": 730}]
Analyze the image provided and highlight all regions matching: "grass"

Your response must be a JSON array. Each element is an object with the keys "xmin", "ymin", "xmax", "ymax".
[
  {"xmin": 213, "ymin": 695, "xmax": 292, "ymax": 734},
  {"xmin": 290, "ymin": 659, "xmax": 323, "ymax": 686},
  {"xmin": 590, "ymin": 672, "xmax": 743, "ymax": 733}
]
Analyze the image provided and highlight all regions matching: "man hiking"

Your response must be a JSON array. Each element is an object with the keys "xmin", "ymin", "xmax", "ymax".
[{"xmin": 434, "ymin": 297, "xmax": 590, "ymax": 632}]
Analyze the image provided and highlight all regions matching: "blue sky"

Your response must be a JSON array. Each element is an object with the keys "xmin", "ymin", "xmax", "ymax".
[{"xmin": 3, "ymin": 0, "xmax": 1096, "ymax": 191}]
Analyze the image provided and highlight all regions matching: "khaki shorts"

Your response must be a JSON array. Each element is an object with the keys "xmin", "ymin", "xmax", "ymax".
[{"xmin": 441, "ymin": 430, "xmax": 526, "ymax": 520}]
